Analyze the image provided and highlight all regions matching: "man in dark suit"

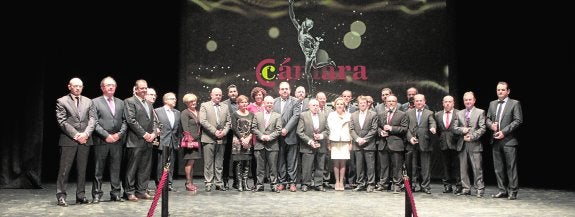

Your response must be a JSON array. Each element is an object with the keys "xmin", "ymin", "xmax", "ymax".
[
  {"xmin": 434, "ymin": 95, "xmax": 461, "ymax": 194},
  {"xmin": 252, "ymin": 96, "xmax": 282, "ymax": 192},
  {"xmin": 453, "ymin": 91, "xmax": 486, "ymax": 198},
  {"xmin": 273, "ymin": 81, "xmax": 301, "ymax": 192},
  {"xmin": 486, "ymin": 82, "xmax": 523, "ymax": 200},
  {"xmin": 406, "ymin": 94, "xmax": 436, "ymax": 194},
  {"xmin": 153, "ymin": 92, "xmax": 181, "ymax": 191},
  {"xmin": 297, "ymin": 99, "xmax": 329, "ymax": 192},
  {"xmin": 349, "ymin": 96, "xmax": 379, "ymax": 192},
  {"xmin": 221, "ymin": 84, "xmax": 238, "ymax": 190},
  {"xmin": 376, "ymin": 95, "xmax": 407, "ymax": 193},
  {"xmin": 123, "ymin": 79, "xmax": 158, "ymax": 202},
  {"xmin": 55, "ymin": 77, "xmax": 97, "ymax": 206},
  {"xmin": 91, "ymin": 76, "xmax": 126, "ymax": 203},
  {"xmin": 199, "ymin": 87, "xmax": 232, "ymax": 191}
]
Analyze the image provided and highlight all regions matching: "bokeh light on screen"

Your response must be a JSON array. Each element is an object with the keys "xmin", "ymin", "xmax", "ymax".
[{"xmin": 206, "ymin": 40, "xmax": 217, "ymax": 52}]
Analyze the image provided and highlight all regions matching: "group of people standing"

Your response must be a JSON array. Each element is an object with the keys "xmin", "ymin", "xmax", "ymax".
[{"xmin": 54, "ymin": 76, "xmax": 522, "ymax": 207}]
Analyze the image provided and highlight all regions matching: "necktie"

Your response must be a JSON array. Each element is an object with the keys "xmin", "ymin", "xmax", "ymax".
[
  {"xmin": 416, "ymin": 110, "xmax": 422, "ymax": 125},
  {"xmin": 75, "ymin": 96, "xmax": 80, "ymax": 108},
  {"xmin": 312, "ymin": 113, "xmax": 319, "ymax": 131},
  {"xmin": 107, "ymin": 97, "xmax": 115, "ymax": 116},
  {"xmin": 465, "ymin": 109, "xmax": 471, "ymax": 127},
  {"xmin": 280, "ymin": 99, "xmax": 286, "ymax": 114},
  {"xmin": 142, "ymin": 99, "xmax": 150, "ymax": 118},
  {"xmin": 264, "ymin": 112, "xmax": 270, "ymax": 128},
  {"xmin": 495, "ymin": 100, "xmax": 504, "ymax": 123},
  {"xmin": 214, "ymin": 104, "xmax": 220, "ymax": 125},
  {"xmin": 387, "ymin": 110, "xmax": 393, "ymax": 124},
  {"xmin": 167, "ymin": 109, "xmax": 175, "ymax": 128},
  {"xmin": 445, "ymin": 111, "xmax": 450, "ymax": 129}
]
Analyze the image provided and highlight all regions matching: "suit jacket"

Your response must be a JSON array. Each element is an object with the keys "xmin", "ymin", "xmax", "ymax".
[
  {"xmin": 377, "ymin": 109, "xmax": 408, "ymax": 151},
  {"xmin": 199, "ymin": 101, "xmax": 231, "ymax": 143},
  {"xmin": 154, "ymin": 107, "xmax": 181, "ymax": 150},
  {"xmin": 273, "ymin": 96, "xmax": 301, "ymax": 144},
  {"xmin": 124, "ymin": 95, "xmax": 157, "ymax": 148},
  {"xmin": 297, "ymin": 111, "xmax": 329, "ymax": 154},
  {"xmin": 56, "ymin": 94, "xmax": 97, "ymax": 146},
  {"xmin": 349, "ymin": 110, "xmax": 378, "ymax": 151},
  {"xmin": 434, "ymin": 109, "xmax": 459, "ymax": 151},
  {"xmin": 252, "ymin": 111, "xmax": 282, "ymax": 151},
  {"xmin": 298, "ymin": 98, "xmax": 310, "ymax": 113},
  {"xmin": 406, "ymin": 108, "xmax": 437, "ymax": 151},
  {"xmin": 453, "ymin": 107, "xmax": 486, "ymax": 152},
  {"xmin": 485, "ymin": 98, "xmax": 523, "ymax": 146},
  {"xmin": 181, "ymin": 109, "xmax": 201, "ymax": 141},
  {"xmin": 92, "ymin": 95, "xmax": 127, "ymax": 146}
]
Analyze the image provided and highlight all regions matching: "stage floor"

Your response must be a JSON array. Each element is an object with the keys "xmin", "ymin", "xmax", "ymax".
[{"xmin": 1, "ymin": 179, "xmax": 574, "ymax": 217}]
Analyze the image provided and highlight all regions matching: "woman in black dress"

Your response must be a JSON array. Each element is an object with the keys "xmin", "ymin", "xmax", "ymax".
[{"xmin": 181, "ymin": 93, "xmax": 202, "ymax": 191}]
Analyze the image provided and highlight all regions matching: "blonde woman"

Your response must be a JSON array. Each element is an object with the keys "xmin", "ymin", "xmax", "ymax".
[
  {"xmin": 327, "ymin": 97, "xmax": 352, "ymax": 191},
  {"xmin": 181, "ymin": 93, "xmax": 202, "ymax": 191}
]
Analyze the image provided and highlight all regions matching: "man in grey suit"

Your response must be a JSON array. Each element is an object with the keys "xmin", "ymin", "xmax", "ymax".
[
  {"xmin": 434, "ymin": 95, "xmax": 462, "ymax": 194},
  {"xmin": 123, "ymin": 79, "xmax": 158, "ymax": 202},
  {"xmin": 55, "ymin": 77, "xmax": 97, "ymax": 206},
  {"xmin": 153, "ymin": 92, "xmax": 181, "ymax": 191},
  {"xmin": 376, "ymin": 95, "xmax": 407, "ymax": 193},
  {"xmin": 252, "ymin": 96, "xmax": 283, "ymax": 192},
  {"xmin": 273, "ymin": 81, "xmax": 301, "ymax": 191},
  {"xmin": 199, "ymin": 87, "xmax": 232, "ymax": 191},
  {"xmin": 91, "ymin": 76, "xmax": 126, "ymax": 203},
  {"xmin": 297, "ymin": 99, "xmax": 329, "ymax": 192},
  {"xmin": 486, "ymin": 82, "xmax": 523, "ymax": 200},
  {"xmin": 406, "ymin": 94, "xmax": 436, "ymax": 194},
  {"xmin": 349, "ymin": 96, "xmax": 379, "ymax": 192},
  {"xmin": 453, "ymin": 91, "xmax": 486, "ymax": 198},
  {"xmin": 341, "ymin": 90, "xmax": 357, "ymax": 188}
]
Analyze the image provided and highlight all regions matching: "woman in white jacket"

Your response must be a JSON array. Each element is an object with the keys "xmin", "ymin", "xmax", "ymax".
[{"xmin": 327, "ymin": 97, "xmax": 352, "ymax": 191}]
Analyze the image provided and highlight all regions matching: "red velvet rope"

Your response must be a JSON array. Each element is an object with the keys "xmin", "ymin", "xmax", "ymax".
[
  {"xmin": 404, "ymin": 176, "xmax": 418, "ymax": 217},
  {"xmin": 147, "ymin": 167, "xmax": 169, "ymax": 217}
]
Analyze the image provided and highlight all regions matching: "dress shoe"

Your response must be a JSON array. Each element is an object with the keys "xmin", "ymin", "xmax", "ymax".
[
  {"xmin": 253, "ymin": 185, "xmax": 264, "ymax": 192},
  {"xmin": 289, "ymin": 184, "xmax": 297, "ymax": 192},
  {"xmin": 353, "ymin": 185, "xmax": 366, "ymax": 192},
  {"xmin": 316, "ymin": 186, "xmax": 326, "ymax": 192},
  {"xmin": 453, "ymin": 186, "xmax": 463, "ymax": 194},
  {"xmin": 127, "ymin": 194, "xmax": 139, "ymax": 202},
  {"xmin": 92, "ymin": 195, "xmax": 101, "ymax": 204},
  {"xmin": 272, "ymin": 185, "xmax": 281, "ymax": 193},
  {"xmin": 57, "ymin": 198, "xmax": 68, "ymax": 207},
  {"xmin": 76, "ymin": 197, "xmax": 90, "ymax": 204},
  {"xmin": 168, "ymin": 185, "xmax": 178, "ymax": 192},
  {"xmin": 443, "ymin": 185, "xmax": 453, "ymax": 193},
  {"xmin": 111, "ymin": 195, "xmax": 124, "ymax": 202},
  {"xmin": 457, "ymin": 190, "xmax": 471, "ymax": 196},
  {"xmin": 215, "ymin": 185, "xmax": 227, "ymax": 191},
  {"xmin": 136, "ymin": 193, "xmax": 153, "ymax": 200},
  {"xmin": 491, "ymin": 192, "xmax": 508, "ymax": 198},
  {"xmin": 508, "ymin": 192, "xmax": 517, "ymax": 200},
  {"xmin": 205, "ymin": 185, "xmax": 213, "ymax": 192},
  {"xmin": 323, "ymin": 183, "xmax": 333, "ymax": 189},
  {"xmin": 366, "ymin": 185, "xmax": 375, "ymax": 193},
  {"xmin": 424, "ymin": 189, "xmax": 432, "ymax": 194},
  {"xmin": 375, "ymin": 185, "xmax": 385, "ymax": 191},
  {"xmin": 477, "ymin": 190, "xmax": 484, "ymax": 198},
  {"xmin": 301, "ymin": 185, "xmax": 309, "ymax": 192}
]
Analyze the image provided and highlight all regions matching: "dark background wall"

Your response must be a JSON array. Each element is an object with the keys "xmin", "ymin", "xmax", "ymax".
[{"xmin": 3, "ymin": 0, "xmax": 572, "ymax": 190}]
